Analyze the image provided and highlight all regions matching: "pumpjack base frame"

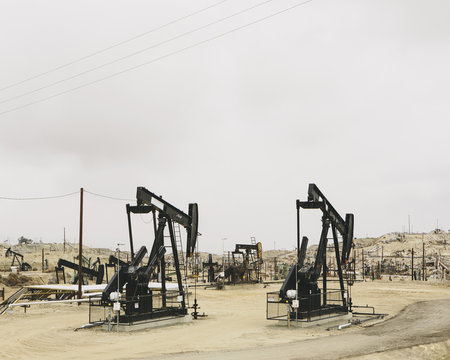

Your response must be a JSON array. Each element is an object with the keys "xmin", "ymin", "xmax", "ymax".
[
  {"xmin": 118, "ymin": 307, "xmax": 187, "ymax": 324},
  {"xmin": 278, "ymin": 313, "xmax": 352, "ymax": 328},
  {"xmin": 101, "ymin": 314, "xmax": 191, "ymax": 332},
  {"xmin": 289, "ymin": 304, "xmax": 348, "ymax": 320}
]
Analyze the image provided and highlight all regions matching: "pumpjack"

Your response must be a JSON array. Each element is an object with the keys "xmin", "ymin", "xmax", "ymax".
[
  {"xmin": 100, "ymin": 187, "xmax": 198, "ymax": 323},
  {"xmin": 224, "ymin": 241, "xmax": 263, "ymax": 283},
  {"xmin": 55, "ymin": 258, "xmax": 104, "ymax": 285},
  {"xmin": 203, "ymin": 254, "xmax": 218, "ymax": 283},
  {"xmin": 5, "ymin": 248, "xmax": 32, "ymax": 271},
  {"xmin": 277, "ymin": 184, "xmax": 354, "ymax": 320}
]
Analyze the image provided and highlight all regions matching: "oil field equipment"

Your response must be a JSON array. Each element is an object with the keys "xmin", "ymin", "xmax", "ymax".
[
  {"xmin": 224, "ymin": 240, "xmax": 263, "ymax": 284},
  {"xmin": 5, "ymin": 248, "xmax": 32, "ymax": 271},
  {"xmin": 267, "ymin": 184, "xmax": 354, "ymax": 322},
  {"xmin": 91, "ymin": 187, "xmax": 199, "ymax": 326},
  {"xmin": 17, "ymin": 236, "xmax": 32, "ymax": 245},
  {"xmin": 203, "ymin": 254, "xmax": 218, "ymax": 283},
  {"xmin": 104, "ymin": 255, "xmax": 127, "ymax": 282},
  {"xmin": 55, "ymin": 258, "xmax": 105, "ymax": 285}
]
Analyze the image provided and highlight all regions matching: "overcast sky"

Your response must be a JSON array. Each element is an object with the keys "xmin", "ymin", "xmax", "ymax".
[{"xmin": 0, "ymin": 0, "xmax": 449, "ymax": 254}]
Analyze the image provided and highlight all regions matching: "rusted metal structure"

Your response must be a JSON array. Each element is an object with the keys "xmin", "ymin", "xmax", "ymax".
[{"xmin": 224, "ymin": 240, "xmax": 263, "ymax": 284}]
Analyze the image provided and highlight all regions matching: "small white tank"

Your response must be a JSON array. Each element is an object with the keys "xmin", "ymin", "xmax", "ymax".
[
  {"xmin": 286, "ymin": 289, "xmax": 297, "ymax": 299},
  {"xmin": 109, "ymin": 292, "xmax": 120, "ymax": 302}
]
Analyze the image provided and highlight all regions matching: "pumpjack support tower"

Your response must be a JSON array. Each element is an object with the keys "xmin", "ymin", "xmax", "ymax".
[{"xmin": 267, "ymin": 184, "xmax": 354, "ymax": 322}]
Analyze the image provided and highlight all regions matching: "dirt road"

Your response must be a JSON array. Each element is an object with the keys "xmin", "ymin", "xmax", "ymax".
[{"xmin": 146, "ymin": 298, "xmax": 450, "ymax": 360}]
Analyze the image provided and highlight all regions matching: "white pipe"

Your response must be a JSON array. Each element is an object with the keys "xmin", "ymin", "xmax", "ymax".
[
  {"xmin": 9, "ymin": 297, "xmax": 98, "ymax": 308},
  {"xmin": 338, "ymin": 322, "xmax": 352, "ymax": 330}
]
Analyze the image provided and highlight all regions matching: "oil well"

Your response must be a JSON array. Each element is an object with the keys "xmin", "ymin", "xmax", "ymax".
[
  {"xmin": 55, "ymin": 257, "xmax": 104, "ymax": 285},
  {"xmin": 88, "ymin": 186, "xmax": 199, "ymax": 329},
  {"xmin": 222, "ymin": 239, "xmax": 263, "ymax": 284},
  {"xmin": 5, "ymin": 248, "xmax": 32, "ymax": 272},
  {"xmin": 267, "ymin": 184, "xmax": 355, "ymax": 325}
]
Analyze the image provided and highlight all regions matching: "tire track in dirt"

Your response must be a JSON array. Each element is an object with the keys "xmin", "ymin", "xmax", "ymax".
[{"xmin": 144, "ymin": 298, "xmax": 450, "ymax": 360}]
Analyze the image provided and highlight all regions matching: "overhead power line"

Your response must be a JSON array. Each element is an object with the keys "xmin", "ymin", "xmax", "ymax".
[
  {"xmin": 0, "ymin": 190, "xmax": 134, "ymax": 202},
  {"xmin": 0, "ymin": 0, "xmax": 314, "ymax": 116},
  {"xmin": 84, "ymin": 190, "xmax": 134, "ymax": 202},
  {"xmin": 0, "ymin": 0, "xmax": 275, "ymax": 106},
  {"xmin": 0, "ymin": 191, "xmax": 79, "ymax": 201},
  {"xmin": 0, "ymin": 0, "xmax": 230, "ymax": 93}
]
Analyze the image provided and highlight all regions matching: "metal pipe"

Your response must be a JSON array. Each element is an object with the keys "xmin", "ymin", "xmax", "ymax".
[
  {"xmin": 296, "ymin": 200, "xmax": 300, "ymax": 263},
  {"xmin": 126, "ymin": 204, "xmax": 134, "ymax": 260},
  {"xmin": 9, "ymin": 298, "xmax": 94, "ymax": 308},
  {"xmin": 338, "ymin": 322, "xmax": 352, "ymax": 330}
]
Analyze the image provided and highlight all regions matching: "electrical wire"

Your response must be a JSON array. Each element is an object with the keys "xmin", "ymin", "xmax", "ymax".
[
  {"xmin": 83, "ymin": 190, "xmax": 134, "ymax": 202},
  {"xmin": 0, "ymin": 0, "xmax": 230, "ymax": 93},
  {"xmin": 0, "ymin": 191, "xmax": 79, "ymax": 201},
  {"xmin": 0, "ymin": 189, "xmax": 135, "ymax": 202},
  {"xmin": 0, "ymin": 0, "xmax": 314, "ymax": 116},
  {"xmin": 0, "ymin": 0, "xmax": 275, "ymax": 106},
  {"xmin": 84, "ymin": 191, "xmax": 154, "ymax": 223}
]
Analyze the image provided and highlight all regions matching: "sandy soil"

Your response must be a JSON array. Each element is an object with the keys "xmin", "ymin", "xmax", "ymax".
[
  {"xmin": 152, "ymin": 298, "xmax": 450, "ymax": 360},
  {"xmin": 1, "ymin": 279, "xmax": 450, "ymax": 360}
]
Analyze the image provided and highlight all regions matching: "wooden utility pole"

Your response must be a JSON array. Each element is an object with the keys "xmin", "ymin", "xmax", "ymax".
[
  {"xmin": 411, "ymin": 248, "xmax": 414, "ymax": 281},
  {"xmin": 274, "ymin": 257, "xmax": 277, "ymax": 280},
  {"xmin": 422, "ymin": 237, "xmax": 425, "ymax": 281},
  {"xmin": 362, "ymin": 250, "xmax": 365, "ymax": 280},
  {"xmin": 63, "ymin": 227, "xmax": 66, "ymax": 253},
  {"xmin": 77, "ymin": 188, "xmax": 84, "ymax": 300}
]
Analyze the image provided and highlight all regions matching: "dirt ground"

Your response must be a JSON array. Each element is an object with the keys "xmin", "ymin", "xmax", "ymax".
[{"xmin": 1, "ymin": 279, "xmax": 450, "ymax": 360}]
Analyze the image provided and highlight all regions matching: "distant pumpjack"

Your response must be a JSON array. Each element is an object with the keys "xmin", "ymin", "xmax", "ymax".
[
  {"xmin": 203, "ymin": 254, "xmax": 218, "ymax": 283},
  {"xmin": 224, "ymin": 241, "xmax": 263, "ymax": 283},
  {"xmin": 55, "ymin": 258, "xmax": 104, "ymax": 285},
  {"xmin": 5, "ymin": 248, "xmax": 32, "ymax": 271}
]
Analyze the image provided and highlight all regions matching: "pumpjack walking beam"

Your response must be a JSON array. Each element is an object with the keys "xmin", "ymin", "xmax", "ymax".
[{"xmin": 137, "ymin": 187, "xmax": 198, "ymax": 256}]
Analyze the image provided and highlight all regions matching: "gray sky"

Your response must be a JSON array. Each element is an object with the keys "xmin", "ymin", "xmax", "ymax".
[{"xmin": 0, "ymin": 0, "xmax": 449, "ymax": 254}]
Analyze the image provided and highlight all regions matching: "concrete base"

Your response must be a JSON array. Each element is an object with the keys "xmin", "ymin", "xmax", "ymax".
[
  {"xmin": 101, "ymin": 315, "xmax": 191, "ymax": 332},
  {"xmin": 277, "ymin": 313, "xmax": 352, "ymax": 328}
]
